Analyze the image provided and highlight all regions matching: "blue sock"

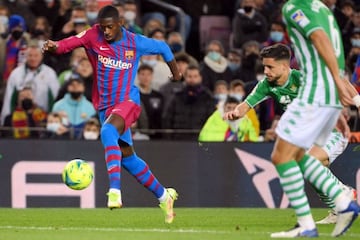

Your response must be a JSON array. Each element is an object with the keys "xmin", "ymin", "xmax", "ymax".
[
  {"xmin": 101, "ymin": 123, "xmax": 121, "ymax": 190},
  {"xmin": 122, "ymin": 153, "xmax": 165, "ymax": 198}
]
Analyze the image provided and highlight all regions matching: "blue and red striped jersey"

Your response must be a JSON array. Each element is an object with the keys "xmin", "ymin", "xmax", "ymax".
[{"xmin": 56, "ymin": 25, "xmax": 174, "ymax": 110}]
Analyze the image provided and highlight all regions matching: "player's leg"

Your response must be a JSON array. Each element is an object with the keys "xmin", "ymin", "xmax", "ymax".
[
  {"xmin": 308, "ymin": 133, "xmax": 356, "ymax": 224},
  {"xmin": 271, "ymin": 100, "xmax": 358, "ymax": 237},
  {"xmin": 294, "ymin": 107, "xmax": 359, "ymax": 237},
  {"xmin": 120, "ymin": 141, "xmax": 178, "ymax": 223},
  {"xmin": 270, "ymin": 137, "xmax": 318, "ymax": 238},
  {"xmin": 100, "ymin": 113, "xmax": 125, "ymax": 209},
  {"xmin": 99, "ymin": 101, "xmax": 142, "ymax": 209}
]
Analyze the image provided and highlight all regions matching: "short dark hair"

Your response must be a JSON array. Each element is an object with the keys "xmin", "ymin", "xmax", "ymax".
[
  {"xmin": 225, "ymin": 96, "xmax": 240, "ymax": 105},
  {"xmin": 271, "ymin": 20, "xmax": 286, "ymax": 31},
  {"xmin": 184, "ymin": 65, "xmax": 200, "ymax": 75},
  {"xmin": 98, "ymin": 5, "xmax": 119, "ymax": 20},
  {"xmin": 230, "ymin": 79, "xmax": 245, "ymax": 90},
  {"xmin": 174, "ymin": 52, "xmax": 190, "ymax": 63},
  {"xmin": 260, "ymin": 44, "xmax": 291, "ymax": 61},
  {"xmin": 137, "ymin": 64, "xmax": 153, "ymax": 73},
  {"xmin": 148, "ymin": 28, "xmax": 166, "ymax": 38}
]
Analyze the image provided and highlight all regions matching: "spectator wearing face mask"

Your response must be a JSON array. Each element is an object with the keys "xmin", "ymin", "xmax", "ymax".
[
  {"xmin": 226, "ymin": 49, "xmax": 242, "ymax": 80},
  {"xmin": 44, "ymin": 112, "xmax": 70, "ymax": 139},
  {"xmin": 55, "ymin": 6, "xmax": 90, "ymax": 40},
  {"xmin": 82, "ymin": 117, "xmax": 100, "ymax": 140},
  {"xmin": 0, "ymin": 14, "xmax": 30, "ymax": 83},
  {"xmin": 3, "ymin": 87, "xmax": 47, "ymax": 139},
  {"xmin": 232, "ymin": 0, "xmax": 268, "ymax": 48},
  {"xmin": 229, "ymin": 79, "xmax": 259, "ymax": 137},
  {"xmin": 262, "ymin": 21, "xmax": 289, "ymax": 47},
  {"xmin": 137, "ymin": 54, "xmax": 171, "ymax": 91},
  {"xmin": 213, "ymin": 80, "xmax": 229, "ymax": 104},
  {"xmin": 166, "ymin": 31, "xmax": 198, "ymax": 66},
  {"xmin": 123, "ymin": 0, "xmax": 142, "ymax": 34},
  {"xmin": 198, "ymin": 96, "xmax": 258, "ymax": 142},
  {"xmin": 52, "ymin": 76, "xmax": 96, "ymax": 138},
  {"xmin": 162, "ymin": 65, "xmax": 216, "ymax": 140},
  {"xmin": 262, "ymin": 21, "xmax": 298, "ymax": 69},
  {"xmin": 200, "ymin": 40, "xmax": 233, "ymax": 92},
  {"xmin": 85, "ymin": 0, "xmax": 100, "ymax": 26},
  {"xmin": 1, "ymin": 40, "xmax": 59, "ymax": 126}
]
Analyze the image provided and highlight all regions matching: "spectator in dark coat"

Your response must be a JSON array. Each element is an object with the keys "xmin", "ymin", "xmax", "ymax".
[
  {"xmin": 163, "ymin": 65, "xmax": 216, "ymax": 140},
  {"xmin": 232, "ymin": 0, "xmax": 268, "ymax": 48},
  {"xmin": 137, "ymin": 64, "xmax": 164, "ymax": 139}
]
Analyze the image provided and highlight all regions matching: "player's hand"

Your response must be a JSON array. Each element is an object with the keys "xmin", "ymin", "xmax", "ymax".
[
  {"xmin": 223, "ymin": 109, "xmax": 241, "ymax": 121},
  {"xmin": 42, "ymin": 40, "xmax": 58, "ymax": 53},
  {"xmin": 335, "ymin": 76, "xmax": 353, "ymax": 106}
]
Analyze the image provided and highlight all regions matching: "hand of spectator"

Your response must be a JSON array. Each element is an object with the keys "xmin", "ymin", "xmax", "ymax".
[{"xmin": 42, "ymin": 40, "xmax": 58, "ymax": 53}]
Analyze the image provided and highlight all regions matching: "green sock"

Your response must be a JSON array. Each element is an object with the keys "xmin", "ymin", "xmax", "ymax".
[
  {"xmin": 315, "ymin": 167, "xmax": 345, "ymax": 209},
  {"xmin": 298, "ymin": 154, "xmax": 342, "ymax": 203},
  {"xmin": 276, "ymin": 160, "xmax": 311, "ymax": 217}
]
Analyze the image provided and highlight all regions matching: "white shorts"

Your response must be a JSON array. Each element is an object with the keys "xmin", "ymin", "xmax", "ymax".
[
  {"xmin": 321, "ymin": 130, "xmax": 349, "ymax": 164},
  {"xmin": 276, "ymin": 99, "xmax": 341, "ymax": 149}
]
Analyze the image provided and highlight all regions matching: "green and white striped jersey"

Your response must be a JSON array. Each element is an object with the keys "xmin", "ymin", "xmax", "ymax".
[
  {"xmin": 245, "ymin": 69, "xmax": 301, "ymax": 111},
  {"xmin": 282, "ymin": 0, "xmax": 345, "ymax": 108}
]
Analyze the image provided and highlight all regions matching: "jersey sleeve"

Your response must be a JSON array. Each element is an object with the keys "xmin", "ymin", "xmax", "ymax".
[
  {"xmin": 56, "ymin": 27, "xmax": 93, "ymax": 54},
  {"xmin": 244, "ymin": 80, "xmax": 270, "ymax": 108},
  {"xmin": 282, "ymin": 3, "xmax": 322, "ymax": 37},
  {"xmin": 135, "ymin": 35, "xmax": 174, "ymax": 62}
]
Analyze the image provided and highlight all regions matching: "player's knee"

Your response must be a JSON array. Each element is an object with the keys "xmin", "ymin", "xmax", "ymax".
[{"xmin": 100, "ymin": 123, "xmax": 119, "ymax": 144}]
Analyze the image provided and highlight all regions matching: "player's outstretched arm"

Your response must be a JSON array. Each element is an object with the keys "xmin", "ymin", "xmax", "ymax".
[
  {"xmin": 166, "ymin": 59, "xmax": 182, "ymax": 81},
  {"xmin": 310, "ymin": 30, "xmax": 353, "ymax": 106},
  {"xmin": 223, "ymin": 102, "xmax": 251, "ymax": 120}
]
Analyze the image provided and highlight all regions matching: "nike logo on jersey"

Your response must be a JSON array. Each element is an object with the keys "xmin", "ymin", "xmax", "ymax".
[{"xmin": 100, "ymin": 46, "xmax": 110, "ymax": 50}]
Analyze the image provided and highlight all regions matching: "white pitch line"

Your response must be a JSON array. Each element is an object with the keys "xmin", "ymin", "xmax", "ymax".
[
  {"xmin": 0, "ymin": 226, "xmax": 231, "ymax": 234},
  {"xmin": 1, "ymin": 226, "xmax": 360, "ymax": 238}
]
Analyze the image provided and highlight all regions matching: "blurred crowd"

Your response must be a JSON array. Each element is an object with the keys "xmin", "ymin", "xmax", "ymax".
[{"xmin": 1, "ymin": 0, "xmax": 360, "ymax": 142}]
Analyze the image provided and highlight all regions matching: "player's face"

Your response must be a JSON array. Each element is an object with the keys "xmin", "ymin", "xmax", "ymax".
[
  {"xmin": 262, "ymin": 57, "xmax": 287, "ymax": 84},
  {"xmin": 99, "ymin": 17, "xmax": 122, "ymax": 42}
]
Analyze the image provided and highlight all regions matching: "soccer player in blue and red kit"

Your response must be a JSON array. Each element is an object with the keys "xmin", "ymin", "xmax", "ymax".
[{"xmin": 43, "ymin": 5, "xmax": 180, "ymax": 223}]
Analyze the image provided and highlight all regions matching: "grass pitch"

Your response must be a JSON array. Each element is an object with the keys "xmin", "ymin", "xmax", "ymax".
[{"xmin": 0, "ymin": 208, "xmax": 359, "ymax": 240}]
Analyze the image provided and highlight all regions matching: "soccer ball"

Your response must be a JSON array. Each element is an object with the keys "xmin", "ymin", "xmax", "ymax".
[{"xmin": 62, "ymin": 159, "xmax": 94, "ymax": 190}]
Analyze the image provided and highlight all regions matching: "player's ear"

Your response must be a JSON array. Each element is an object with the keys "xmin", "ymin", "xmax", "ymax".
[{"xmin": 119, "ymin": 17, "xmax": 126, "ymax": 26}]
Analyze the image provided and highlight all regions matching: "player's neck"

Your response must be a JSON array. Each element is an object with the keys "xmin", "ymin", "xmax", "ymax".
[{"xmin": 277, "ymin": 68, "xmax": 291, "ymax": 86}]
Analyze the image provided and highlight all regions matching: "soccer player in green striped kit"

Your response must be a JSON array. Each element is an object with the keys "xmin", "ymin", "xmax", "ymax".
[
  {"xmin": 226, "ymin": 42, "xmax": 356, "ymax": 222},
  {"xmin": 226, "ymin": 0, "xmax": 360, "ymax": 237}
]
